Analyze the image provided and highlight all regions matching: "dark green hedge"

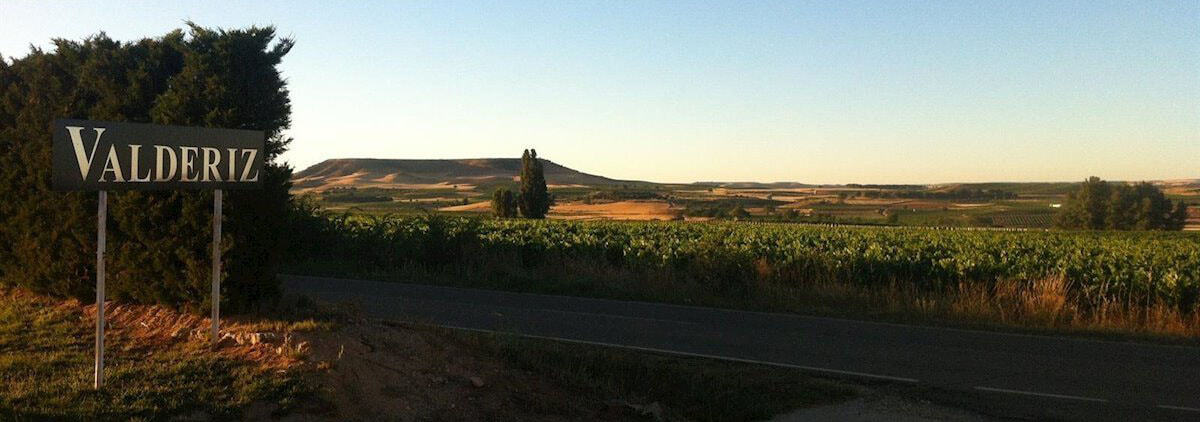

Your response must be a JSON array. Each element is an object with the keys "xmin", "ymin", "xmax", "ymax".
[{"xmin": 0, "ymin": 24, "xmax": 294, "ymax": 312}]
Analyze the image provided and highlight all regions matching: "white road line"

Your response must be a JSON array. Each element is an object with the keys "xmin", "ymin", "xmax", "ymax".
[
  {"xmin": 1157, "ymin": 405, "xmax": 1200, "ymax": 412},
  {"xmin": 973, "ymin": 386, "xmax": 1107, "ymax": 403},
  {"xmin": 431, "ymin": 323, "xmax": 921, "ymax": 383}
]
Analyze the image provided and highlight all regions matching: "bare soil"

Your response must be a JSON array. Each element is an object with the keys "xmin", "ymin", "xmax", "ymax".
[{"xmin": 279, "ymin": 319, "xmax": 651, "ymax": 421}]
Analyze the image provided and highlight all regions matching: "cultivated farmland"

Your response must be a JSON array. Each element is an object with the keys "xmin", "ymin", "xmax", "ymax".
[{"xmin": 292, "ymin": 215, "xmax": 1200, "ymax": 322}]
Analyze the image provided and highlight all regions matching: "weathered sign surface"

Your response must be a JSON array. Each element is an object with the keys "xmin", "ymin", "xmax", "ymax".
[{"xmin": 52, "ymin": 119, "xmax": 264, "ymax": 191}]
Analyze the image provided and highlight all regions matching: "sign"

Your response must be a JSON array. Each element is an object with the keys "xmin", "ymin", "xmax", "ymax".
[
  {"xmin": 52, "ymin": 119, "xmax": 264, "ymax": 191},
  {"xmin": 52, "ymin": 119, "xmax": 259, "ymax": 388}
]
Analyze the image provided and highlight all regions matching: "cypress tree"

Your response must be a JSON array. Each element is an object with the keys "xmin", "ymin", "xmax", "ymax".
[{"xmin": 518, "ymin": 149, "xmax": 551, "ymax": 219}]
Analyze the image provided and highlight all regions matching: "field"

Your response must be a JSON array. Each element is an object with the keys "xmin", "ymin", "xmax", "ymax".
[
  {"xmin": 292, "ymin": 158, "xmax": 1200, "ymax": 229},
  {"xmin": 287, "ymin": 159, "xmax": 1200, "ymax": 339},
  {"xmin": 303, "ymin": 183, "xmax": 1077, "ymax": 227},
  {"xmin": 287, "ymin": 214, "xmax": 1200, "ymax": 340}
]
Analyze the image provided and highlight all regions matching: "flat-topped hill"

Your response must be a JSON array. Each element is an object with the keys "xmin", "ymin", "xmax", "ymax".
[{"xmin": 292, "ymin": 158, "xmax": 624, "ymax": 191}]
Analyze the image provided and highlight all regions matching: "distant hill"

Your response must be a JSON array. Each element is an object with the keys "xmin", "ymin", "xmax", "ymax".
[{"xmin": 292, "ymin": 158, "xmax": 627, "ymax": 191}]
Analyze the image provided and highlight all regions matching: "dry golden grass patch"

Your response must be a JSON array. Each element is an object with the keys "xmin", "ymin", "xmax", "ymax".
[
  {"xmin": 437, "ymin": 201, "xmax": 493, "ymax": 212},
  {"xmin": 758, "ymin": 277, "xmax": 1200, "ymax": 341},
  {"xmin": 548, "ymin": 200, "xmax": 678, "ymax": 221}
]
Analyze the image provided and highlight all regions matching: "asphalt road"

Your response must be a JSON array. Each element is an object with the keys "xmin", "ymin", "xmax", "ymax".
[{"xmin": 283, "ymin": 274, "xmax": 1200, "ymax": 421}]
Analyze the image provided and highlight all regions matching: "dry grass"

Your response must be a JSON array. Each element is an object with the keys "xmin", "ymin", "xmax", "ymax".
[
  {"xmin": 0, "ymin": 288, "xmax": 323, "ymax": 421},
  {"xmin": 758, "ymin": 276, "xmax": 1200, "ymax": 341},
  {"xmin": 548, "ymin": 200, "xmax": 677, "ymax": 221},
  {"xmin": 437, "ymin": 201, "xmax": 493, "ymax": 212},
  {"xmin": 441, "ymin": 199, "xmax": 682, "ymax": 220}
]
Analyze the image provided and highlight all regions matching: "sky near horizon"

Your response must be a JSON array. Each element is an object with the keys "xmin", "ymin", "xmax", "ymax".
[{"xmin": 1, "ymin": 1, "xmax": 1196, "ymax": 184}]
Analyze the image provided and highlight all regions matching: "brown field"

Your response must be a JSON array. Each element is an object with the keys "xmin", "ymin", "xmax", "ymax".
[
  {"xmin": 439, "ymin": 201, "xmax": 493, "ymax": 212},
  {"xmin": 550, "ymin": 200, "xmax": 678, "ymax": 221},
  {"xmin": 441, "ymin": 200, "xmax": 681, "ymax": 220},
  {"xmin": 292, "ymin": 176, "xmax": 478, "ymax": 194}
]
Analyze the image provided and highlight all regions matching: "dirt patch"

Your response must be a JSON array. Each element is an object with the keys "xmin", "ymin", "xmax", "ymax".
[
  {"xmin": 287, "ymin": 320, "xmax": 646, "ymax": 421},
  {"xmin": 66, "ymin": 295, "xmax": 301, "ymax": 372}
]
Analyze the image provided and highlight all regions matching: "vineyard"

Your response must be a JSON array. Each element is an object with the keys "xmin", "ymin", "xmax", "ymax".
[
  {"xmin": 291, "ymin": 214, "xmax": 1200, "ymax": 314},
  {"xmin": 989, "ymin": 214, "xmax": 1054, "ymax": 228}
]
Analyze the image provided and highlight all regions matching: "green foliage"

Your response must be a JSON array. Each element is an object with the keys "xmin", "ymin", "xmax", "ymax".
[
  {"xmin": 1056, "ymin": 177, "xmax": 1186, "ymax": 231},
  {"xmin": 885, "ymin": 210, "xmax": 901, "ymax": 224},
  {"xmin": 0, "ymin": 25, "xmax": 294, "ymax": 311},
  {"xmin": 517, "ymin": 149, "xmax": 551, "ymax": 219},
  {"xmin": 1172, "ymin": 202, "xmax": 1190, "ymax": 230},
  {"xmin": 491, "ymin": 188, "xmax": 518, "ymax": 218},
  {"xmin": 289, "ymin": 215, "xmax": 1200, "ymax": 313},
  {"xmin": 729, "ymin": 204, "xmax": 750, "ymax": 220}
]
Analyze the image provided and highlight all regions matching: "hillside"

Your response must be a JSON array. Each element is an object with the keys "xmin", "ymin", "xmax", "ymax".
[{"xmin": 292, "ymin": 158, "xmax": 627, "ymax": 191}]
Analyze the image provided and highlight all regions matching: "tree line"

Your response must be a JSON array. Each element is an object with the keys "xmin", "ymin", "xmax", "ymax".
[{"xmin": 1055, "ymin": 177, "xmax": 1189, "ymax": 230}]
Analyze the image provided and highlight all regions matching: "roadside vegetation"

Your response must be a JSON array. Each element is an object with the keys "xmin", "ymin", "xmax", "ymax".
[
  {"xmin": 0, "ymin": 289, "xmax": 321, "ymax": 421},
  {"xmin": 285, "ymin": 212, "xmax": 1200, "ymax": 341}
]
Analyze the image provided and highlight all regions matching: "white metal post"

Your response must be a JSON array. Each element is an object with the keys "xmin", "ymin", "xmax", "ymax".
[
  {"xmin": 94, "ymin": 190, "xmax": 106, "ymax": 389},
  {"xmin": 211, "ymin": 189, "xmax": 222, "ymax": 348}
]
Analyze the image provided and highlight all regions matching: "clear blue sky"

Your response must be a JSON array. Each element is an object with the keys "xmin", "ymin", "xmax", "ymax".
[{"xmin": 2, "ymin": 1, "xmax": 1197, "ymax": 184}]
